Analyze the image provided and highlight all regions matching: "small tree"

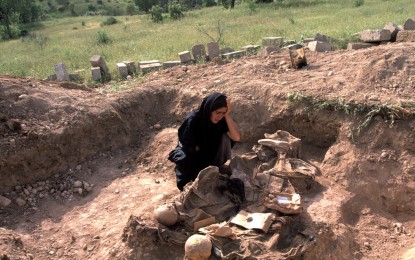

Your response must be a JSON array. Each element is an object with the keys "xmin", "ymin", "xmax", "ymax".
[
  {"xmin": 168, "ymin": 1, "xmax": 183, "ymax": 20},
  {"xmin": 126, "ymin": 3, "xmax": 137, "ymax": 15},
  {"xmin": 149, "ymin": 5, "xmax": 163, "ymax": 22}
]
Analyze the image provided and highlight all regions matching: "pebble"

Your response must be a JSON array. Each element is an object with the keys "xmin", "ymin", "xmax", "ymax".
[
  {"xmin": 154, "ymin": 123, "xmax": 161, "ymax": 130},
  {"xmin": 73, "ymin": 180, "xmax": 83, "ymax": 188},
  {"xmin": 15, "ymin": 198, "xmax": 26, "ymax": 206}
]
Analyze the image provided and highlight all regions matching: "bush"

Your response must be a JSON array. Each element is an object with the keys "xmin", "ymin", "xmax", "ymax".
[
  {"xmin": 168, "ymin": 1, "xmax": 184, "ymax": 20},
  {"xmin": 96, "ymin": 30, "xmax": 112, "ymax": 44},
  {"xmin": 205, "ymin": 0, "xmax": 217, "ymax": 7},
  {"xmin": 101, "ymin": 16, "xmax": 118, "ymax": 26},
  {"xmin": 149, "ymin": 5, "xmax": 163, "ymax": 23},
  {"xmin": 126, "ymin": 3, "xmax": 137, "ymax": 15},
  {"xmin": 246, "ymin": 0, "xmax": 257, "ymax": 14},
  {"xmin": 354, "ymin": 0, "xmax": 364, "ymax": 7}
]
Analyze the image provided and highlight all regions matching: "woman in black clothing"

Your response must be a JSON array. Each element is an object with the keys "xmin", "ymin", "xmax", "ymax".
[{"xmin": 168, "ymin": 92, "xmax": 241, "ymax": 191}]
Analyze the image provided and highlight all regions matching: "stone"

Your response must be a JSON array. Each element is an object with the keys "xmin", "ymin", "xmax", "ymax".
[
  {"xmin": 396, "ymin": 30, "xmax": 415, "ymax": 42},
  {"xmin": 123, "ymin": 61, "xmax": 136, "ymax": 75},
  {"xmin": 207, "ymin": 42, "xmax": 220, "ymax": 60},
  {"xmin": 359, "ymin": 29, "xmax": 391, "ymax": 42},
  {"xmin": 139, "ymin": 63, "xmax": 162, "ymax": 74},
  {"xmin": 178, "ymin": 51, "xmax": 192, "ymax": 63},
  {"xmin": 163, "ymin": 61, "xmax": 181, "ymax": 69},
  {"xmin": 138, "ymin": 60, "xmax": 160, "ymax": 66},
  {"xmin": 0, "ymin": 195, "xmax": 11, "ymax": 207},
  {"xmin": 307, "ymin": 41, "xmax": 332, "ymax": 52},
  {"xmin": 89, "ymin": 55, "xmax": 109, "ymax": 74},
  {"xmin": 302, "ymin": 38, "xmax": 315, "ymax": 44},
  {"xmin": 73, "ymin": 180, "xmax": 83, "ymax": 188},
  {"xmin": 403, "ymin": 18, "xmax": 415, "ymax": 30},
  {"xmin": 242, "ymin": 45, "xmax": 260, "ymax": 55},
  {"xmin": 91, "ymin": 67, "xmax": 102, "ymax": 81},
  {"xmin": 47, "ymin": 74, "xmax": 57, "ymax": 81},
  {"xmin": 314, "ymin": 33, "xmax": 332, "ymax": 43},
  {"xmin": 15, "ymin": 197, "xmax": 26, "ymax": 206},
  {"xmin": 54, "ymin": 63, "xmax": 70, "ymax": 81},
  {"xmin": 283, "ymin": 43, "xmax": 304, "ymax": 51},
  {"xmin": 384, "ymin": 22, "xmax": 401, "ymax": 41},
  {"xmin": 116, "ymin": 63, "xmax": 129, "ymax": 78},
  {"xmin": 191, "ymin": 44, "xmax": 207, "ymax": 62},
  {"xmin": 264, "ymin": 46, "xmax": 280, "ymax": 54},
  {"xmin": 222, "ymin": 50, "xmax": 245, "ymax": 60},
  {"xmin": 220, "ymin": 47, "xmax": 234, "ymax": 55},
  {"xmin": 262, "ymin": 37, "xmax": 284, "ymax": 47},
  {"xmin": 347, "ymin": 42, "xmax": 378, "ymax": 50}
]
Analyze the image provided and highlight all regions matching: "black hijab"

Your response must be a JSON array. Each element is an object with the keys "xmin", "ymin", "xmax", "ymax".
[{"xmin": 178, "ymin": 92, "xmax": 229, "ymax": 163}]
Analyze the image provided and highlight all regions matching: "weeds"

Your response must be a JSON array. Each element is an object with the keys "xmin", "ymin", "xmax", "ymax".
[
  {"xmin": 286, "ymin": 92, "xmax": 413, "ymax": 135},
  {"xmin": 96, "ymin": 30, "xmax": 112, "ymax": 45}
]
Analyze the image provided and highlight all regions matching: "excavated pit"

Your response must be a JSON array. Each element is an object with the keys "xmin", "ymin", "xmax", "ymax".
[{"xmin": 1, "ymin": 42, "xmax": 415, "ymax": 259}]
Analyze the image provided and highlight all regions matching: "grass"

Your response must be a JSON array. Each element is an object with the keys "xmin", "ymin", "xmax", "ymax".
[
  {"xmin": 286, "ymin": 92, "xmax": 415, "ymax": 136},
  {"xmin": 0, "ymin": 0, "xmax": 414, "ymax": 82}
]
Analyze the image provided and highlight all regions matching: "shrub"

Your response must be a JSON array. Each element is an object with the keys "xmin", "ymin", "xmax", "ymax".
[
  {"xmin": 101, "ymin": 16, "xmax": 118, "ymax": 26},
  {"xmin": 354, "ymin": 0, "xmax": 364, "ymax": 7},
  {"xmin": 168, "ymin": 1, "xmax": 184, "ymax": 20},
  {"xmin": 246, "ymin": 0, "xmax": 257, "ymax": 14},
  {"xmin": 81, "ymin": 21, "xmax": 86, "ymax": 26},
  {"xmin": 149, "ymin": 5, "xmax": 163, "ymax": 23},
  {"xmin": 205, "ymin": 0, "xmax": 217, "ymax": 7},
  {"xmin": 96, "ymin": 30, "xmax": 112, "ymax": 44},
  {"xmin": 126, "ymin": 3, "xmax": 137, "ymax": 15}
]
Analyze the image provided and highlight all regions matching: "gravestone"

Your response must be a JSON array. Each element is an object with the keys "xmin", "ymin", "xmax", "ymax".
[
  {"xmin": 89, "ymin": 55, "xmax": 109, "ymax": 75},
  {"xmin": 403, "ymin": 18, "xmax": 415, "ymax": 30},
  {"xmin": 222, "ymin": 50, "xmax": 245, "ymax": 60},
  {"xmin": 123, "ymin": 61, "xmax": 136, "ymax": 75},
  {"xmin": 207, "ymin": 42, "xmax": 220, "ymax": 60},
  {"xmin": 117, "ymin": 63, "xmax": 128, "ymax": 78},
  {"xmin": 139, "ymin": 63, "xmax": 162, "ymax": 74},
  {"xmin": 307, "ymin": 41, "xmax": 332, "ymax": 52},
  {"xmin": 191, "ymin": 44, "xmax": 207, "ymax": 61},
  {"xmin": 178, "ymin": 51, "xmax": 192, "ymax": 63},
  {"xmin": 384, "ymin": 22, "xmax": 401, "ymax": 41},
  {"xmin": 242, "ymin": 45, "xmax": 260, "ymax": 55},
  {"xmin": 91, "ymin": 67, "xmax": 102, "ymax": 81},
  {"xmin": 54, "ymin": 63, "xmax": 70, "ymax": 81},
  {"xmin": 396, "ymin": 31, "xmax": 415, "ymax": 42},
  {"xmin": 347, "ymin": 42, "xmax": 378, "ymax": 50}
]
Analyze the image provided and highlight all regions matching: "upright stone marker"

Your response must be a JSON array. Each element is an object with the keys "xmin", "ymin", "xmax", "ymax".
[
  {"xmin": 179, "ymin": 51, "xmax": 192, "ymax": 63},
  {"xmin": 384, "ymin": 22, "xmax": 401, "ymax": 41},
  {"xmin": 90, "ymin": 55, "xmax": 109, "ymax": 75},
  {"xmin": 91, "ymin": 67, "xmax": 102, "ymax": 81},
  {"xmin": 314, "ymin": 33, "xmax": 332, "ymax": 43},
  {"xmin": 117, "ymin": 63, "xmax": 128, "ymax": 78},
  {"xmin": 54, "ymin": 63, "xmax": 70, "ymax": 81},
  {"xmin": 403, "ymin": 18, "xmax": 415, "ymax": 30},
  {"xmin": 191, "ymin": 44, "xmax": 207, "ymax": 62},
  {"xmin": 207, "ymin": 42, "xmax": 220, "ymax": 60},
  {"xmin": 123, "ymin": 61, "xmax": 136, "ymax": 75}
]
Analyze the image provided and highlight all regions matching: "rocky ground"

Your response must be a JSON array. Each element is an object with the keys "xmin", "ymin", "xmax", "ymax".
[{"xmin": 1, "ymin": 42, "xmax": 415, "ymax": 259}]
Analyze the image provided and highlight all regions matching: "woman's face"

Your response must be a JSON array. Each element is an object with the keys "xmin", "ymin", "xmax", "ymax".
[{"xmin": 210, "ymin": 107, "xmax": 227, "ymax": 124}]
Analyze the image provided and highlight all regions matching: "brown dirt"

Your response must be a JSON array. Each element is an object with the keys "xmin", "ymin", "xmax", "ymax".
[{"xmin": 1, "ymin": 42, "xmax": 415, "ymax": 259}]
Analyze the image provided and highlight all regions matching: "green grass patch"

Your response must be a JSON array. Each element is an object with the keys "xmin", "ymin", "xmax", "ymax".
[{"xmin": 0, "ymin": 0, "xmax": 414, "ymax": 82}]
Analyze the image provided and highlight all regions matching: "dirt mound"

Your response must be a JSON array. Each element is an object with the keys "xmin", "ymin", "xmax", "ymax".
[{"xmin": 1, "ymin": 42, "xmax": 415, "ymax": 259}]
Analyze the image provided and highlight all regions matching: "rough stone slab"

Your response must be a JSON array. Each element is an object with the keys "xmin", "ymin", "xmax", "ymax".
[
  {"xmin": 396, "ymin": 30, "xmax": 415, "ymax": 42},
  {"xmin": 0, "ymin": 195, "xmax": 11, "ymax": 207},
  {"xmin": 207, "ymin": 42, "xmax": 220, "ymax": 60},
  {"xmin": 178, "ymin": 51, "xmax": 192, "ymax": 63},
  {"xmin": 191, "ymin": 44, "xmax": 207, "ymax": 61},
  {"xmin": 222, "ymin": 50, "xmax": 245, "ymax": 60},
  {"xmin": 138, "ymin": 60, "xmax": 160, "ymax": 66},
  {"xmin": 307, "ymin": 41, "xmax": 332, "ymax": 52},
  {"xmin": 220, "ymin": 47, "xmax": 234, "ymax": 55},
  {"xmin": 117, "ymin": 63, "xmax": 128, "ymax": 78},
  {"xmin": 384, "ymin": 22, "xmax": 401, "ymax": 41},
  {"xmin": 163, "ymin": 61, "xmax": 181, "ymax": 69},
  {"xmin": 139, "ymin": 63, "xmax": 162, "ymax": 74},
  {"xmin": 89, "ymin": 55, "xmax": 109, "ymax": 74},
  {"xmin": 314, "ymin": 33, "xmax": 332, "ymax": 43},
  {"xmin": 403, "ymin": 18, "xmax": 415, "ymax": 30},
  {"xmin": 347, "ymin": 42, "xmax": 378, "ymax": 50},
  {"xmin": 262, "ymin": 37, "xmax": 284, "ymax": 47},
  {"xmin": 91, "ymin": 67, "xmax": 102, "ymax": 81},
  {"xmin": 242, "ymin": 45, "xmax": 260, "ymax": 55},
  {"xmin": 54, "ymin": 63, "xmax": 70, "ymax": 81},
  {"xmin": 359, "ymin": 29, "xmax": 391, "ymax": 42},
  {"xmin": 302, "ymin": 38, "xmax": 315, "ymax": 44},
  {"xmin": 123, "ymin": 61, "xmax": 136, "ymax": 75}
]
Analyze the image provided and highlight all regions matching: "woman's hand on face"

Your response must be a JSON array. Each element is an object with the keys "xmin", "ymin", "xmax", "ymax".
[{"xmin": 225, "ymin": 98, "xmax": 232, "ymax": 116}]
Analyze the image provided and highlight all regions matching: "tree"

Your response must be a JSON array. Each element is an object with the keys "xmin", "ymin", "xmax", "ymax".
[
  {"xmin": 0, "ymin": 0, "xmax": 41, "ymax": 39},
  {"xmin": 134, "ymin": 0, "xmax": 159, "ymax": 13}
]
